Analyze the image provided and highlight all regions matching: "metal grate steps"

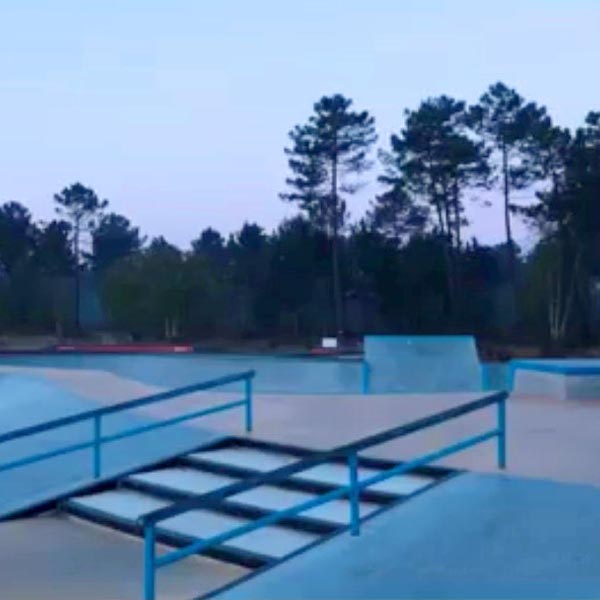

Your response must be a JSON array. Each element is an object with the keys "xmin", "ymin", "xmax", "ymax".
[{"xmin": 58, "ymin": 437, "xmax": 452, "ymax": 577}]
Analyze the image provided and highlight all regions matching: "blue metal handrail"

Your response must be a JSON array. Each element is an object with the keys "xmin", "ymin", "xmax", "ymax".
[
  {"xmin": 0, "ymin": 370, "xmax": 255, "ymax": 479},
  {"xmin": 139, "ymin": 390, "xmax": 508, "ymax": 600}
]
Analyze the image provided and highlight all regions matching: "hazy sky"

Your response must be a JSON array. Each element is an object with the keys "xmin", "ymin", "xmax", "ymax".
[{"xmin": 1, "ymin": 1, "xmax": 599, "ymax": 249}]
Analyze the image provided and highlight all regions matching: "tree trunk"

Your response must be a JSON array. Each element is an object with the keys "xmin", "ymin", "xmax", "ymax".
[
  {"xmin": 433, "ymin": 189, "xmax": 454, "ymax": 323},
  {"xmin": 442, "ymin": 191, "xmax": 457, "ymax": 324},
  {"xmin": 452, "ymin": 183, "xmax": 464, "ymax": 323},
  {"xmin": 332, "ymin": 235, "xmax": 343, "ymax": 337},
  {"xmin": 331, "ymin": 155, "xmax": 344, "ymax": 338},
  {"xmin": 452, "ymin": 181, "xmax": 462, "ymax": 251},
  {"xmin": 547, "ymin": 237, "xmax": 580, "ymax": 345},
  {"xmin": 502, "ymin": 144, "xmax": 513, "ymax": 252},
  {"xmin": 558, "ymin": 248, "xmax": 581, "ymax": 341},
  {"xmin": 501, "ymin": 143, "xmax": 518, "ymax": 330},
  {"xmin": 435, "ymin": 198, "xmax": 446, "ymax": 237},
  {"xmin": 575, "ymin": 263, "xmax": 592, "ymax": 342},
  {"xmin": 547, "ymin": 269, "xmax": 561, "ymax": 342},
  {"xmin": 74, "ymin": 222, "xmax": 81, "ymax": 333}
]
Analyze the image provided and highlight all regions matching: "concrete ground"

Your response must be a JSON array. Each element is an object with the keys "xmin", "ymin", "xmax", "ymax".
[
  {"xmin": 0, "ymin": 513, "xmax": 247, "ymax": 600},
  {"xmin": 5, "ymin": 363, "xmax": 600, "ymax": 491},
  {"xmin": 203, "ymin": 390, "xmax": 600, "ymax": 488},
  {"xmin": 217, "ymin": 472, "xmax": 600, "ymax": 599},
  {"xmin": 3, "ymin": 366, "xmax": 600, "ymax": 599}
]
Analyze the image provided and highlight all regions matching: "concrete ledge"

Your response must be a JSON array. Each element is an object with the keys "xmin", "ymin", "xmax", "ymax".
[{"xmin": 513, "ymin": 369, "xmax": 600, "ymax": 401}]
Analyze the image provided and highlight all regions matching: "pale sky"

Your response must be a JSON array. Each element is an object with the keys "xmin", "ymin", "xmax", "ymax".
[{"xmin": 1, "ymin": 1, "xmax": 599, "ymax": 249}]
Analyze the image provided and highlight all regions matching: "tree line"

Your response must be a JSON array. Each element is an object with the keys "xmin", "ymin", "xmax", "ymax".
[{"xmin": 1, "ymin": 81, "xmax": 599, "ymax": 348}]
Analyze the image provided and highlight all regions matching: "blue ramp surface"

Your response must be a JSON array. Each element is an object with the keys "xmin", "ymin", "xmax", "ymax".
[
  {"xmin": 0, "ymin": 374, "xmax": 223, "ymax": 517},
  {"xmin": 364, "ymin": 335, "xmax": 483, "ymax": 393},
  {"xmin": 218, "ymin": 472, "xmax": 600, "ymax": 599},
  {"xmin": 0, "ymin": 354, "xmax": 363, "ymax": 394}
]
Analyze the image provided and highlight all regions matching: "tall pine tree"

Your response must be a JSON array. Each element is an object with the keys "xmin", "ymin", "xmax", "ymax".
[
  {"xmin": 470, "ymin": 82, "xmax": 546, "ymax": 263},
  {"xmin": 379, "ymin": 96, "xmax": 489, "ymax": 318},
  {"xmin": 281, "ymin": 94, "xmax": 377, "ymax": 337},
  {"xmin": 54, "ymin": 183, "xmax": 108, "ymax": 331}
]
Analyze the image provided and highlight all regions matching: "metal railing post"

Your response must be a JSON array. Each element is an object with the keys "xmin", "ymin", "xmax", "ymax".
[
  {"xmin": 245, "ymin": 377, "xmax": 253, "ymax": 433},
  {"xmin": 93, "ymin": 415, "xmax": 102, "ymax": 479},
  {"xmin": 143, "ymin": 524, "xmax": 156, "ymax": 600},
  {"xmin": 348, "ymin": 451, "xmax": 360, "ymax": 536},
  {"xmin": 361, "ymin": 361, "xmax": 370, "ymax": 395},
  {"xmin": 497, "ymin": 397, "xmax": 506, "ymax": 469}
]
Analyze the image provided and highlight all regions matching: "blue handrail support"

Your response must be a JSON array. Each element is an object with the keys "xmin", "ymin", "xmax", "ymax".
[
  {"xmin": 0, "ymin": 370, "xmax": 256, "ymax": 481},
  {"xmin": 139, "ymin": 390, "xmax": 508, "ymax": 600}
]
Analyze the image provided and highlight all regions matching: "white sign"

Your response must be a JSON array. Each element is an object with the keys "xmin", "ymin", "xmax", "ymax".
[{"xmin": 322, "ymin": 337, "xmax": 338, "ymax": 349}]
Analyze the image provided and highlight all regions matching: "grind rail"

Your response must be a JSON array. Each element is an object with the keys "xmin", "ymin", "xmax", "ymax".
[{"xmin": 139, "ymin": 389, "xmax": 508, "ymax": 599}]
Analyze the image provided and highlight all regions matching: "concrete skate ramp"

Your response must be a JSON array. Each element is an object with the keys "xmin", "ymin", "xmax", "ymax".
[
  {"xmin": 512, "ymin": 359, "xmax": 600, "ymax": 400},
  {"xmin": 364, "ymin": 336, "xmax": 483, "ymax": 393},
  {"xmin": 0, "ymin": 372, "xmax": 223, "ymax": 518},
  {"xmin": 219, "ymin": 473, "xmax": 600, "ymax": 599}
]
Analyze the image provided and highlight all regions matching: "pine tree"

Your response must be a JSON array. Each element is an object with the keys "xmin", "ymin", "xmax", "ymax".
[{"xmin": 281, "ymin": 94, "xmax": 377, "ymax": 337}]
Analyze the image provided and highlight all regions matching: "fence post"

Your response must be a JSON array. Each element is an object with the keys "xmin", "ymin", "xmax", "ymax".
[
  {"xmin": 143, "ymin": 524, "xmax": 156, "ymax": 600},
  {"xmin": 245, "ymin": 377, "xmax": 253, "ymax": 433},
  {"xmin": 361, "ymin": 361, "xmax": 370, "ymax": 395},
  {"xmin": 93, "ymin": 415, "xmax": 102, "ymax": 479},
  {"xmin": 497, "ymin": 397, "xmax": 506, "ymax": 469},
  {"xmin": 348, "ymin": 451, "xmax": 360, "ymax": 536}
]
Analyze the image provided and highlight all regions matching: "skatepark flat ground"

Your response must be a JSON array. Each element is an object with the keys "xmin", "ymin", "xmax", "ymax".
[{"xmin": 3, "ymin": 366, "xmax": 600, "ymax": 599}]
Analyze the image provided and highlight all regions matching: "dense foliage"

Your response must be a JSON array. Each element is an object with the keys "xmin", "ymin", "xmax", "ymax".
[{"xmin": 1, "ymin": 84, "xmax": 600, "ymax": 348}]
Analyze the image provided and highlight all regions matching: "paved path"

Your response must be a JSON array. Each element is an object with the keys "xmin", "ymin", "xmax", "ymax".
[
  {"xmin": 200, "ymin": 391, "xmax": 600, "ymax": 487},
  {"xmin": 0, "ymin": 514, "xmax": 246, "ymax": 600}
]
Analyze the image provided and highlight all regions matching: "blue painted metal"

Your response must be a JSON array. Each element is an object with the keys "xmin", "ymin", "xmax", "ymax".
[
  {"xmin": 0, "ymin": 371, "xmax": 255, "ymax": 477},
  {"xmin": 93, "ymin": 415, "xmax": 102, "ymax": 478},
  {"xmin": 361, "ymin": 361, "xmax": 370, "ymax": 395},
  {"xmin": 365, "ymin": 335, "xmax": 475, "ymax": 341},
  {"xmin": 140, "ymin": 390, "xmax": 508, "ymax": 600},
  {"xmin": 356, "ymin": 429, "xmax": 499, "ymax": 491},
  {"xmin": 348, "ymin": 452, "xmax": 360, "ymax": 536},
  {"xmin": 0, "ymin": 439, "xmax": 98, "ymax": 473},
  {"xmin": 142, "ymin": 390, "xmax": 507, "ymax": 527},
  {"xmin": 245, "ymin": 377, "xmax": 253, "ymax": 432},
  {"xmin": 497, "ymin": 397, "xmax": 506, "ymax": 469},
  {"xmin": 144, "ymin": 524, "xmax": 156, "ymax": 600},
  {"xmin": 511, "ymin": 358, "xmax": 600, "ymax": 376},
  {"xmin": 0, "ymin": 370, "xmax": 255, "ymax": 445},
  {"xmin": 99, "ymin": 399, "xmax": 247, "ymax": 446},
  {"xmin": 155, "ymin": 485, "xmax": 351, "ymax": 570}
]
